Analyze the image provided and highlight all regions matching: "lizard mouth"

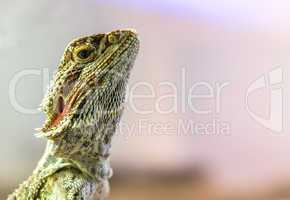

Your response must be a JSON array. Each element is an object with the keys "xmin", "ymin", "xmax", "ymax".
[{"xmin": 40, "ymin": 31, "xmax": 139, "ymax": 137}]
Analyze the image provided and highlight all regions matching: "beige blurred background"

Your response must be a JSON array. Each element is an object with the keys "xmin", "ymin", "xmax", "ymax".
[{"xmin": 1, "ymin": 0, "xmax": 290, "ymax": 199}]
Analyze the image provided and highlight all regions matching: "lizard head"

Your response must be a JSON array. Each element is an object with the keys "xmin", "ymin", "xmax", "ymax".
[{"xmin": 39, "ymin": 29, "xmax": 139, "ymax": 139}]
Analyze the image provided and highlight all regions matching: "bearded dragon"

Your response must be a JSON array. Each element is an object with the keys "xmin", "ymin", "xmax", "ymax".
[{"xmin": 7, "ymin": 29, "xmax": 139, "ymax": 200}]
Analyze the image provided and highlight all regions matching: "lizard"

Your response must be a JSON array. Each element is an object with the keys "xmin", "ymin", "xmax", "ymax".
[{"xmin": 7, "ymin": 29, "xmax": 140, "ymax": 200}]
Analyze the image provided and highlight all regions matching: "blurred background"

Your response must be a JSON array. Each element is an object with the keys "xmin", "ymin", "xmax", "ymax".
[{"xmin": 1, "ymin": 0, "xmax": 290, "ymax": 199}]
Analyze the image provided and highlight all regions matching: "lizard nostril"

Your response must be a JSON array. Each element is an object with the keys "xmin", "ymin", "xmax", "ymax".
[{"xmin": 108, "ymin": 34, "xmax": 118, "ymax": 44}]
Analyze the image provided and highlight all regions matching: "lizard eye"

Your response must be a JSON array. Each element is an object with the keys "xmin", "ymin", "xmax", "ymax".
[
  {"xmin": 73, "ymin": 44, "xmax": 96, "ymax": 63},
  {"xmin": 78, "ymin": 49, "xmax": 92, "ymax": 59}
]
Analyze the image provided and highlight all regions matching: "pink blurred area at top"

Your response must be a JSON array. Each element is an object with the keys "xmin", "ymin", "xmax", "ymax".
[{"xmin": 94, "ymin": 0, "xmax": 290, "ymax": 30}]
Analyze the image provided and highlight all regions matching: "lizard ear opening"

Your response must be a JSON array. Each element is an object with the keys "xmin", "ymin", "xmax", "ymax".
[{"xmin": 57, "ymin": 96, "xmax": 65, "ymax": 114}]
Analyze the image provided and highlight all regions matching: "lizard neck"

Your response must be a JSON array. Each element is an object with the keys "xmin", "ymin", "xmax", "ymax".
[{"xmin": 37, "ymin": 121, "xmax": 118, "ymax": 181}]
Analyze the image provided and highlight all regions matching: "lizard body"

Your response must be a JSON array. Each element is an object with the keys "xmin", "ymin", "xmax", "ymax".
[{"xmin": 7, "ymin": 29, "xmax": 139, "ymax": 200}]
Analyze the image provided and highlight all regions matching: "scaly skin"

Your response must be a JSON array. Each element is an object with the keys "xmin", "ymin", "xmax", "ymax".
[{"xmin": 7, "ymin": 29, "xmax": 139, "ymax": 200}]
